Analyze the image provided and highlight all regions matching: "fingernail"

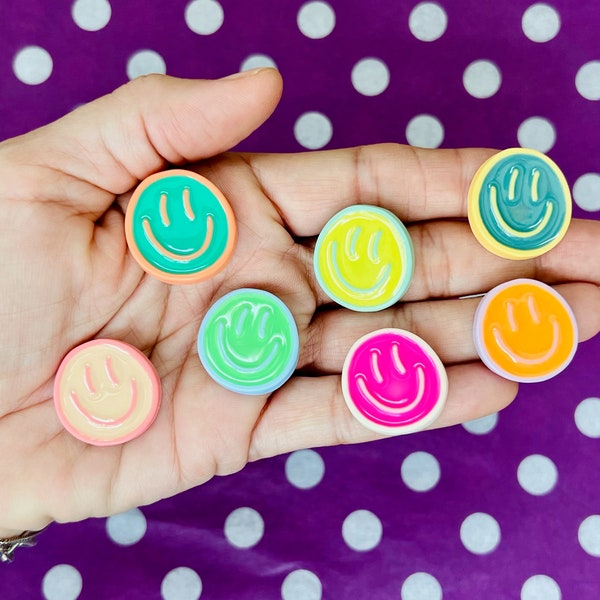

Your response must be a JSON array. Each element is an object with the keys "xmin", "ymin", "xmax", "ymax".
[{"xmin": 221, "ymin": 67, "xmax": 271, "ymax": 80}]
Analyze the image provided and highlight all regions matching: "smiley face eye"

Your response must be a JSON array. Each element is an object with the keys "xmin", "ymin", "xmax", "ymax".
[
  {"xmin": 505, "ymin": 166, "xmax": 522, "ymax": 204},
  {"xmin": 84, "ymin": 364, "xmax": 96, "ymax": 394},
  {"xmin": 530, "ymin": 169, "xmax": 541, "ymax": 203},
  {"xmin": 367, "ymin": 230, "xmax": 382, "ymax": 263},
  {"xmin": 370, "ymin": 350, "xmax": 384, "ymax": 383},
  {"xmin": 391, "ymin": 342, "xmax": 407, "ymax": 376},
  {"xmin": 159, "ymin": 188, "xmax": 196, "ymax": 228},
  {"xmin": 345, "ymin": 226, "xmax": 360, "ymax": 260},
  {"xmin": 526, "ymin": 294, "xmax": 541, "ymax": 324}
]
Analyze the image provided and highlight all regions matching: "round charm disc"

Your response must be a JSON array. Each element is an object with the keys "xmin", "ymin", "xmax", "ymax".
[
  {"xmin": 314, "ymin": 205, "xmax": 414, "ymax": 311},
  {"xmin": 342, "ymin": 328, "xmax": 447, "ymax": 435},
  {"xmin": 467, "ymin": 148, "xmax": 571, "ymax": 260},
  {"xmin": 197, "ymin": 289, "xmax": 299, "ymax": 395},
  {"xmin": 125, "ymin": 169, "xmax": 237, "ymax": 284},
  {"xmin": 54, "ymin": 339, "xmax": 161, "ymax": 446},
  {"xmin": 474, "ymin": 279, "xmax": 578, "ymax": 382}
]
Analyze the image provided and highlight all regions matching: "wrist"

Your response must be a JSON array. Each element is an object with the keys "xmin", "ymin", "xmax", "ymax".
[{"xmin": 0, "ymin": 528, "xmax": 23, "ymax": 539}]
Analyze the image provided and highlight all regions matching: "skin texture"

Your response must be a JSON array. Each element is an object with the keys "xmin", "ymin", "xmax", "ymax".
[{"xmin": 1, "ymin": 69, "xmax": 600, "ymax": 537}]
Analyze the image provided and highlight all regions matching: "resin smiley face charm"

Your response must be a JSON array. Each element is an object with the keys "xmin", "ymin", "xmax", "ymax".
[
  {"xmin": 474, "ymin": 279, "xmax": 578, "ymax": 382},
  {"xmin": 468, "ymin": 149, "xmax": 571, "ymax": 260},
  {"xmin": 314, "ymin": 205, "xmax": 414, "ymax": 312},
  {"xmin": 54, "ymin": 339, "xmax": 161, "ymax": 446},
  {"xmin": 125, "ymin": 170, "xmax": 237, "ymax": 284},
  {"xmin": 342, "ymin": 328, "xmax": 448, "ymax": 435},
  {"xmin": 198, "ymin": 289, "xmax": 299, "ymax": 395}
]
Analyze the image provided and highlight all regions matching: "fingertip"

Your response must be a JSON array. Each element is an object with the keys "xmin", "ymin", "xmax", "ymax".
[
  {"xmin": 554, "ymin": 282, "xmax": 600, "ymax": 343},
  {"xmin": 432, "ymin": 363, "xmax": 519, "ymax": 430}
]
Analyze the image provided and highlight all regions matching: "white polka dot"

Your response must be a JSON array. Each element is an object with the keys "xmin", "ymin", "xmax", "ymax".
[
  {"xmin": 71, "ymin": 0, "xmax": 111, "ymax": 31},
  {"xmin": 351, "ymin": 58, "xmax": 390, "ymax": 96},
  {"xmin": 241, "ymin": 54, "xmax": 277, "ymax": 72},
  {"xmin": 521, "ymin": 574, "xmax": 561, "ymax": 600},
  {"xmin": 517, "ymin": 454, "xmax": 558, "ymax": 496},
  {"xmin": 42, "ymin": 565, "xmax": 83, "ymax": 600},
  {"xmin": 517, "ymin": 117, "xmax": 556, "ymax": 153},
  {"xmin": 409, "ymin": 3, "xmax": 448, "ymax": 42},
  {"xmin": 297, "ymin": 2, "xmax": 335, "ymax": 39},
  {"xmin": 224, "ymin": 507, "xmax": 264, "ymax": 549},
  {"xmin": 401, "ymin": 572, "xmax": 443, "ymax": 600},
  {"xmin": 106, "ymin": 508, "xmax": 147, "ymax": 546},
  {"xmin": 185, "ymin": 0, "xmax": 224, "ymax": 35},
  {"xmin": 573, "ymin": 174, "xmax": 600, "ymax": 212},
  {"xmin": 575, "ymin": 397, "xmax": 600, "ymax": 436},
  {"xmin": 463, "ymin": 60, "xmax": 502, "ymax": 99},
  {"xmin": 161, "ymin": 567, "xmax": 203, "ymax": 600},
  {"xmin": 127, "ymin": 50, "xmax": 166, "ymax": 80},
  {"xmin": 576, "ymin": 61, "xmax": 600, "ymax": 100},
  {"xmin": 281, "ymin": 569, "xmax": 322, "ymax": 600},
  {"xmin": 13, "ymin": 46, "xmax": 53, "ymax": 85},
  {"xmin": 460, "ymin": 513, "xmax": 501, "ymax": 555},
  {"xmin": 579, "ymin": 515, "xmax": 600, "ymax": 557},
  {"xmin": 405, "ymin": 115, "xmax": 444, "ymax": 149},
  {"xmin": 294, "ymin": 112, "xmax": 333, "ymax": 149},
  {"xmin": 463, "ymin": 413, "xmax": 498, "ymax": 435},
  {"xmin": 342, "ymin": 510, "xmax": 382, "ymax": 552},
  {"xmin": 401, "ymin": 452, "xmax": 441, "ymax": 492},
  {"xmin": 522, "ymin": 4, "xmax": 561, "ymax": 43},
  {"xmin": 285, "ymin": 449, "xmax": 325, "ymax": 489}
]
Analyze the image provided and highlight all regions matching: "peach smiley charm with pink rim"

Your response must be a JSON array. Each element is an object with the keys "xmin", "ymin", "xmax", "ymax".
[
  {"xmin": 53, "ymin": 339, "xmax": 161, "ymax": 446},
  {"xmin": 342, "ymin": 328, "xmax": 448, "ymax": 436}
]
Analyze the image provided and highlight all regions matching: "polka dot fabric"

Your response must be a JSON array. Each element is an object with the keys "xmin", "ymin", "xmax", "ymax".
[{"xmin": 2, "ymin": 1, "xmax": 600, "ymax": 598}]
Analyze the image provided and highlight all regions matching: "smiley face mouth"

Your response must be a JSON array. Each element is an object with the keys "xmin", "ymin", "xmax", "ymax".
[
  {"xmin": 142, "ymin": 214, "xmax": 214, "ymax": 262},
  {"xmin": 215, "ymin": 321, "xmax": 283, "ymax": 375},
  {"xmin": 70, "ymin": 379, "xmax": 138, "ymax": 427},
  {"xmin": 355, "ymin": 363, "xmax": 426, "ymax": 412},
  {"xmin": 327, "ymin": 237, "xmax": 392, "ymax": 295},
  {"xmin": 489, "ymin": 176, "xmax": 553, "ymax": 239},
  {"xmin": 492, "ymin": 317, "xmax": 560, "ymax": 365}
]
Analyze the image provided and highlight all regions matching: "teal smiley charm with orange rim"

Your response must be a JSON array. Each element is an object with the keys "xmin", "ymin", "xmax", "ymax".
[
  {"xmin": 125, "ymin": 170, "xmax": 237, "ymax": 284},
  {"xmin": 467, "ymin": 148, "xmax": 571, "ymax": 260}
]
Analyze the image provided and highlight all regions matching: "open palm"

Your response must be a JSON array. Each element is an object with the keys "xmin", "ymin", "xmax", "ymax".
[{"xmin": 2, "ymin": 70, "xmax": 599, "ymax": 535}]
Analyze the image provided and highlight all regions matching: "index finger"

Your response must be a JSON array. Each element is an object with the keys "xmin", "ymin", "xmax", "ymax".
[{"xmin": 244, "ymin": 144, "xmax": 496, "ymax": 236}]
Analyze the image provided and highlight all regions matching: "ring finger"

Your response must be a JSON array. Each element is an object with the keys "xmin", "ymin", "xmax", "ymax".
[{"xmin": 300, "ymin": 282, "xmax": 600, "ymax": 372}]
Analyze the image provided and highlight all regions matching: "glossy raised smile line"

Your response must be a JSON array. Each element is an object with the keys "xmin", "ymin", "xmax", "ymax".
[
  {"xmin": 143, "ymin": 214, "xmax": 214, "ymax": 261},
  {"xmin": 490, "ymin": 185, "xmax": 553, "ymax": 238}
]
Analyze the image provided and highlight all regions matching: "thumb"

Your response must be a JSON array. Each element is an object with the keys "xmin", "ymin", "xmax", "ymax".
[{"xmin": 2, "ymin": 69, "xmax": 282, "ymax": 211}]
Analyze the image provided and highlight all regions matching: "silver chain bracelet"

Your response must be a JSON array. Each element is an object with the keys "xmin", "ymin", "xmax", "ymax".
[{"xmin": 0, "ymin": 529, "xmax": 45, "ymax": 563}]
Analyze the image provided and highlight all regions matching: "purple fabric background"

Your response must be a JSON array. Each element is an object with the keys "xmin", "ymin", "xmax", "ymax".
[{"xmin": 2, "ymin": 1, "xmax": 599, "ymax": 598}]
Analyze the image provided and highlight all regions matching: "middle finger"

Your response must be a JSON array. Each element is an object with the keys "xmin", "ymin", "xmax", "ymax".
[{"xmin": 303, "ymin": 218, "xmax": 600, "ymax": 306}]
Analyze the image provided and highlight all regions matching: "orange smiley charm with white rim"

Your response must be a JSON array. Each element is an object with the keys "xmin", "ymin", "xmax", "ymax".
[
  {"xmin": 473, "ymin": 279, "xmax": 578, "ymax": 383},
  {"xmin": 54, "ymin": 339, "xmax": 162, "ymax": 446}
]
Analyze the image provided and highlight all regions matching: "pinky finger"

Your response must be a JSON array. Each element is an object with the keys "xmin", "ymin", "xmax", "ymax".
[{"xmin": 248, "ymin": 363, "xmax": 518, "ymax": 461}]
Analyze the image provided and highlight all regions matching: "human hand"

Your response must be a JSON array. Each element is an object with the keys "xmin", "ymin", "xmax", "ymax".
[{"xmin": 1, "ymin": 71, "xmax": 599, "ymax": 536}]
